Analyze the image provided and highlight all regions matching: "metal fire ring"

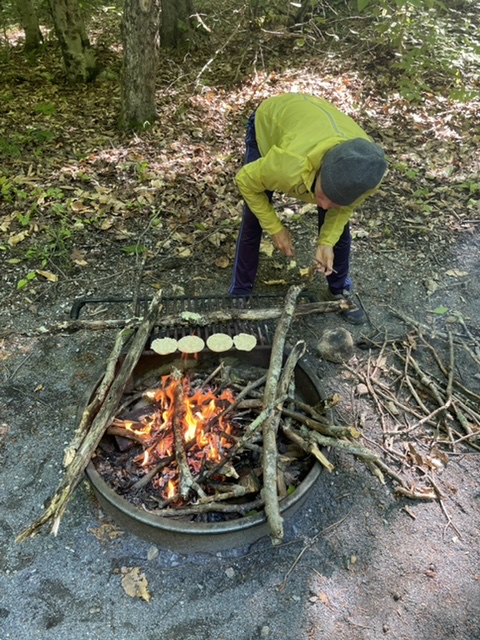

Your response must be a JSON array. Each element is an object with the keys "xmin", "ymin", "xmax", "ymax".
[{"xmin": 84, "ymin": 346, "xmax": 326, "ymax": 553}]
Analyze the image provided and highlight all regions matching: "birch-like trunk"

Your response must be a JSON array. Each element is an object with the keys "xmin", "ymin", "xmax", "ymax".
[
  {"xmin": 48, "ymin": 0, "xmax": 97, "ymax": 82},
  {"xmin": 120, "ymin": 0, "xmax": 161, "ymax": 130}
]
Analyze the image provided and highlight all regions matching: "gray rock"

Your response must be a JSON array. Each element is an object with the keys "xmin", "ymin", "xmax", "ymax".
[{"xmin": 316, "ymin": 327, "xmax": 354, "ymax": 363}]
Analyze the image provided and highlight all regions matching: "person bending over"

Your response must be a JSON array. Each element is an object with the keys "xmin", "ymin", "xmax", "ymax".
[{"xmin": 229, "ymin": 93, "xmax": 387, "ymax": 324}]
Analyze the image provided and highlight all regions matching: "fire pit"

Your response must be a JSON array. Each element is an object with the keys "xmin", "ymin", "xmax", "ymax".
[{"xmin": 85, "ymin": 345, "xmax": 326, "ymax": 553}]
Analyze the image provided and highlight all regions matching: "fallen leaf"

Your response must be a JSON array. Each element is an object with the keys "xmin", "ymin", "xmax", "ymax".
[
  {"xmin": 445, "ymin": 269, "xmax": 468, "ymax": 277},
  {"xmin": 208, "ymin": 231, "xmax": 226, "ymax": 247},
  {"xmin": 35, "ymin": 270, "xmax": 58, "ymax": 282},
  {"xmin": 88, "ymin": 523, "xmax": 124, "ymax": 542},
  {"xmin": 215, "ymin": 256, "xmax": 229, "ymax": 268},
  {"xmin": 322, "ymin": 393, "xmax": 340, "ymax": 409},
  {"xmin": 260, "ymin": 240, "xmax": 274, "ymax": 257},
  {"xmin": 354, "ymin": 229, "xmax": 369, "ymax": 238},
  {"xmin": 71, "ymin": 248, "xmax": 88, "ymax": 266},
  {"xmin": 431, "ymin": 305, "xmax": 449, "ymax": 315},
  {"xmin": 263, "ymin": 279, "xmax": 288, "ymax": 286},
  {"xmin": 424, "ymin": 278, "xmax": 438, "ymax": 294},
  {"xmin": 8, "ymin": 231, "xmax": 28, "ymax": 246},
  {"xmin": 385, "ymin": 400, "xmax": 400, "ymax": 416},
  {"xmin": 299, "ymin": 266, "xmax": 312, "ymax": 278},
  {"xmin": 121, "ymin": 566, "xmax": 151, "ymax": 602},
  {"xmin": 172, "ymin": 231, "xmax": 193, "ymax": 243},
  {"xmin": 70, "ymin": 200, "xmax": 86, "ymax": 212},
  {"xmin": 0, "ymin": 218, "xmax": 12, "ymax": 233},
  {"xmin": 170, "ymin": 284, "xmax": 185, "ymax": 296}
]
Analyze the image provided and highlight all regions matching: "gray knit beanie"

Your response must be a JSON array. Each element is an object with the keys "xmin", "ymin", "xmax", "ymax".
[{"xmin": 321, "ymin": 138, "xmax": 386, "ymax": 206}]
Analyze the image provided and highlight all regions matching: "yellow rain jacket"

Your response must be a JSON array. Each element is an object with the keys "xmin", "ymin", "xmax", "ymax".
[{"xmin": 235, "ymin": 93, "xmax": 382, "ymax": 247}]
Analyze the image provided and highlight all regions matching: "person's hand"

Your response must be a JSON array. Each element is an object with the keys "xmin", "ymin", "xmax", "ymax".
[
  {"xmin": 271, "ymin": 227, "xmax": 294, "ymax": 257},
  {"xmin": 314, "ymin": 244, "xmax": 334, "ymax": 275}
]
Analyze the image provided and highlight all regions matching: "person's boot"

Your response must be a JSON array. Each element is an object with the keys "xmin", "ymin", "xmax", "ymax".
[{"xmin": 324, "ymin": 289, "xmax": 367, "ymax": 325}]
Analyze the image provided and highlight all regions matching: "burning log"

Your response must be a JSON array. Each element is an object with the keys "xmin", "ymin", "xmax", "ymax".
[
  {"xmin": 126, "ymin": 374, "xmax": 266, "ymax": 494},
  {"xmin": 170, "ymin": 369, "xmax": 206, "ymax": 500},
  {"xmin": 199, "ymin": 393, "xmax": 288, "ymax": 482},
  {"xmin": 16, "ymin": 290, "xmax": 165, "ymax": 542},
  {"xmin": 106, "ymin": 422, "xmax": 148, "ymax": 446},
  {"xmin": 151, "ymin": 391, "xmax": 288, "ymax": 511}
]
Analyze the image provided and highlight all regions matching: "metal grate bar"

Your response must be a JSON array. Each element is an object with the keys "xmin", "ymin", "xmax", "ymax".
[{"xmin": 70, "ymin": 294, "xmax": 314, "ymax": 346}]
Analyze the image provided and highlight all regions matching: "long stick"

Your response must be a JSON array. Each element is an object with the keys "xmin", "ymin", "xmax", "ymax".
[
  {"xmin": 262, "ymin": 285, "xmax": 304, "ymax": 545},
  {"xmin": 63, "ymin": 327, "xmax": 135, "ymax": 467},
  {"xmin": 16, "ymin": 290, "xmax": 165, "ymax": 542},
  {"xmin": 29, "ymin": 300, "xmax": 350, "ymax": 335}
]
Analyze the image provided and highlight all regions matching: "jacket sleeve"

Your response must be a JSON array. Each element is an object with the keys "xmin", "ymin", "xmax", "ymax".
[
  {"xmin": 235, "ymin": 146, "xmax": 309, "ymax": 236},
  {"xmin": 318, "ymin": 208, "xmax": 353, "ymax": 246},
  {"xmin": 235, "ymin": 159, "xmax": 283, "ymax": 235},
  {"xmin": 318, "ymin": 188, "xmax": 377, "ymax": 246}
]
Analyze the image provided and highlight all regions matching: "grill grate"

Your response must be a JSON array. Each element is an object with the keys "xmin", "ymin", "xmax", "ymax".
[{"xmin": 70, "ymin": 294, "xmax": 314, "ymax": 347}]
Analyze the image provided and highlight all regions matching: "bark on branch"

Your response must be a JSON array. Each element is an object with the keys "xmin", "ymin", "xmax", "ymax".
[
  {"xmin": 262, "ymin": 285, "xmax": 305, "ymax": 545},
  {"xmin": 30, "ymin": 300, "xmax": 350, "ymax": 335},
  {"xmin": 16, "ymin": 290, "xmax": 165, "ymax": 542}
]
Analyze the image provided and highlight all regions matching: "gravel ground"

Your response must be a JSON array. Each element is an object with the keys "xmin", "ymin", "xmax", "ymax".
[{"xmin": 1, "ymin": 227, "xmax": 479, "ymax": 640}]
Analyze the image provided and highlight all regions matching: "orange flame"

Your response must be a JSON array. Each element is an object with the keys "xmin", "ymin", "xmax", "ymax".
[
  {"xmin": 121, "ymin": 372, "xmax": 237, "ymax": 501},
  {"xmin": 166, "ymin": 479, "xmax": 177, "ymax": 499}
]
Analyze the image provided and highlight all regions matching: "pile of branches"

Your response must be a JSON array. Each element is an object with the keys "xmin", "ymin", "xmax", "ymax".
[{"xmin": 343, "ymin": 308, "xmax": 480, "ymax": 506}]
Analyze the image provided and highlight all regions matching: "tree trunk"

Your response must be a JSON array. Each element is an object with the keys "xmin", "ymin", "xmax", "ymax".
[
  {"xmin": 15, "ymin": 0, "xmax": 43, "ymax": 52},
  {"xmin": 292, "ymin": 0, "xmax": 313, "ymax": 25},
  {"xmin": 120, "ymin": 0, "xmax": 161, "ymax": 130},
  {"xmin": 159, "ymin": 0, "xmax": 194, "ymax": 49},
  {"xmin": 48, "ymin": 0, "xmax": 97, "ymax": 83}
]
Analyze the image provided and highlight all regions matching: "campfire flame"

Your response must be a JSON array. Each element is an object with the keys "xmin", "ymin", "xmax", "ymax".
[{"xmin": 117, "ymin": 373, "xmax": 236, "ymax": 501}]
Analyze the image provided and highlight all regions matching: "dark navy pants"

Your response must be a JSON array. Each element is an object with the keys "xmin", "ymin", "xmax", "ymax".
[{"xmin": 229, "ymin": 113, "xmax": 351, "ymax": 296}]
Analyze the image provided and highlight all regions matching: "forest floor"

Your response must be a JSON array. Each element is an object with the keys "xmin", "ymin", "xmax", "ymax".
[{"xmin": 1, "ymin": 5, "xmax": 480, "ymax": 640}]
